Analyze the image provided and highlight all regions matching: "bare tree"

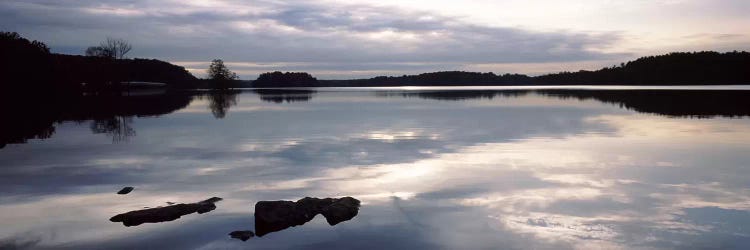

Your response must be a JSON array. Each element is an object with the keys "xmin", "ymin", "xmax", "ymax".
[
  {"xmin": 103, "ymin": 37, "xmax": 132, "ymax": 59},
  {"xmin": 84, "ymin": 37, "xmax": 132, "ymax": 59}
]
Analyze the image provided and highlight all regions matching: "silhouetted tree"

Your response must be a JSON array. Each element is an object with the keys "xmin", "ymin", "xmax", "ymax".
[
  {"xmin": 107, "ymin": 38, "xmax": 132, "ymax": 59},
  {"xmin": 85, "ymin": 37, "xmax": 132, "ymax": 59},
  {"xmin": 207, "ymin": 59, "xmax": 238, "ymax": 89}
]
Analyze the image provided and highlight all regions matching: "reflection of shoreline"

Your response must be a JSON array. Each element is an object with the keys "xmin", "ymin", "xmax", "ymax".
[
  {"xmin": 3, "ymin": 88, "xmax": 748, "ymax": 148},
  {"xmin": 0, "ymin": 91, "xmax": 193, "ymax": 148},
  {"xmin": 253, "ymin": 89, "xmax": 316, "ymax": 103},
  {"xmin": 191, "ymin": 90, "xmax": 241, "ymax": 119},
  {"xmin": 0, "ymin": 88, "xmax": 319, "ymax": 148},
  {"xmin": 384, "ymin": 89, "xmax": 750, "ymax": 118},
  {"xmin": 536, "ymin": 90, "xmax": 750, "ymax": 118},
  {"xmin": 2, "ymin": 87, "xmax": 750, "ymax": 249}
]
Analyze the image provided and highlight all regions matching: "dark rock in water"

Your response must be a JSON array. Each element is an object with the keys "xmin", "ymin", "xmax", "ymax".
[
  {"xmin": 110, "ymin": 197, "xmax": 222, "ymax": 227},
  {"xmin": 117, "ymin": 187, "xmax": 134, "ymax": 195},
  {"xmin": 321, "ymin": 197, "xmax": 360, "ymax": 225},
  {"xmin": 229, "ymin": 231, "xmax": 255, "ymax": 241},
  {"xmin": 254, "ymin": 197, "xmax": 360, "ymax": 237}
]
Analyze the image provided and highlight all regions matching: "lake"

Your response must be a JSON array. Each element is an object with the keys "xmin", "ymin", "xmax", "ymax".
[{"xmin": 2, "ymin": 86, "xmax": 750, "ymax": 249}]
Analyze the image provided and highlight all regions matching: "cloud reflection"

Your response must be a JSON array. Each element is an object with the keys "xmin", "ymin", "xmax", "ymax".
[{"xmin": 1, "ymin": 91, "xmax": 750, "ymax": 249}]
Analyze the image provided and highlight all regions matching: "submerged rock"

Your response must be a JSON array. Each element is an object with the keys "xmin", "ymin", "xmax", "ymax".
[
  {"xmin": 254, "ymin": 197, "xmax": 360, "ymax": 237},
  {"xmin": 229, "ymin": 231, "xmax": 255, "ymax": 241},
  {"xmin": 110, "ymin": 197, "xmax": 222, "ymax": 227},
  {"xmin": 117, "ymin": 187, "xmax": 134, "ymax": 195}
]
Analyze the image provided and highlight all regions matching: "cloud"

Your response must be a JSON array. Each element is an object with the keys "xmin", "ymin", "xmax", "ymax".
[
  {"xmin": 0, "ymin": 234, "xmax": 40, "ymax": 250},
  {"xmin": 0, "ymin": 0, "xmax": 627, "ymax": 78}
]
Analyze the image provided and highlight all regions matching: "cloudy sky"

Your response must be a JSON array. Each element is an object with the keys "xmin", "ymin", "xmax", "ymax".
[{"xmin": 2, "ymin": 0, "xmax": 749, "ymax": 79}]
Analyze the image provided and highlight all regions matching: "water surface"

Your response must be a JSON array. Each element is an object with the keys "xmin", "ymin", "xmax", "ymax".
[{"xmin": 2, "ymin": 87, "xmax": 750, "ymax": 249}]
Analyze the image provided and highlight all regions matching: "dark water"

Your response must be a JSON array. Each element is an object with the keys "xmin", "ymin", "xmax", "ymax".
[{"xmin": 2, "ymin": 87, "xmax": 750, "ymax": 249}]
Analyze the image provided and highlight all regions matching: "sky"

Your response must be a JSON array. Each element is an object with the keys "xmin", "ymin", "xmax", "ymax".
[{"xmin": 1, "ymin": 0, "xmax": 749, "ymax": 79}]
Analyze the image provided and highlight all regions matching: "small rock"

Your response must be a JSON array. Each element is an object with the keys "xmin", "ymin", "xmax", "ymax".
[
  {"xmin": 229, "ymin": 231, "xmax": 255, "ymax": 241},
  {"xmin": 110, "ymin": 197, "xmax": 222, "ymax": 227},
  {"xmin": 117, "ymin": 187, "xmax": 134, "ymax": 195}
]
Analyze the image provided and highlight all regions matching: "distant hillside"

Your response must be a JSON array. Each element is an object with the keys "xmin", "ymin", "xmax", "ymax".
[
  {"xmin": 535, "ymin": 51, "xmax": 750, "ymax": 85},
  {"xmin": 269, "ymin": 52, "xmax": 750, "ymax": 87},
  {"xmin": 0, "ymin": 31, "xmax": 58, "ymax": 92},
  {"xmin": 51, "ymin": 54, "xmax": 198, "ymax": 89},
  {"xmin": 318, "ymin": 71, "xmax": 533, "ymax": 87},
  {"xmin": 4, "ymin": 31, "xmax": 749, "ymax": 90},
  {"xmin": 0, "ymin": 31, "xmax": 198, "ymax": 94}
]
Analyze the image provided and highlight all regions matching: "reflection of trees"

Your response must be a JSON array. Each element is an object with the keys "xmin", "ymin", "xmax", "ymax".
[
  {"xmin": 0, "ymin": 102, "xmax": 57, "ymax": 149},
  {"xmin": 388, "ymin": 89, "xmax": 750, "ymax": 118},
  {"xmin": 377, "ymin": 90, "xmax": 528, "ymax": 101},
  {"xmin": 90, "ymin": 116, "xmax": 135, "ymax": 142},
  {"xmin": 1, "ymin": 92, "xmax": 194, "ymax": 149},
  {"xmin": 253, "ymin": 89, "xmax": 315, "ymax": 103},
  {"xmin": 206, "ymin": 90, "xmax": 240, "ymax": 119},
  {"xmin": 536, "ymin": 90, "xmax": 750, "ymax": 118}
]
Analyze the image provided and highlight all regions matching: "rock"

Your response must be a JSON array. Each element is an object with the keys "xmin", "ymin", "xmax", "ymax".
[
  {"xmin": 110, "ymin": 197, "xmax": 222, "ymax": 227},
  {"xmin": 254, "ymin": 197, "xmax": 360, "ymax": 237},
  {"xmin": 321, "ymin": 197, "xmax": 360, "ymax": 225},
  {"xmin": 254, "ymin": 200, "xmax": 311, "ymax": 236},
  {"xmin": 117, "ymin": 187, "xmax": 134, "ymax": 195},
  {"xmin": 202, "ymin": 197, "xmax": 223, "ymax": 203},
  {"xmin": 229, "ymin": 231, "xmax": 255, "ymax": 241}
]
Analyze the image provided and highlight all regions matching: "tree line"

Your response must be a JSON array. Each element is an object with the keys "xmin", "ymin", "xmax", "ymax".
[
  {"xmin": 319, "ymin": 71, "xmax": 532, "ymax": 87},
  {"xmin": 322, "ymin": 52, "xmax": 749, "ymax": 87},
  {"xmin": 0, "ymin": 31, "xmax": 198, "ymax": 94},
  {"xmin": 534, "ymin": 51, "xmax": 750, "ymax": 85},
  {"xmin": 3, "ymin": 31, "xmax": 749, "ymax": 91}
]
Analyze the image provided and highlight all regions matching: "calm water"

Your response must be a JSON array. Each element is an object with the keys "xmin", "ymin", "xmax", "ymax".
[{"xmin": 2, "ymin": 87, "xmax": 750, "ymax": 249}]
